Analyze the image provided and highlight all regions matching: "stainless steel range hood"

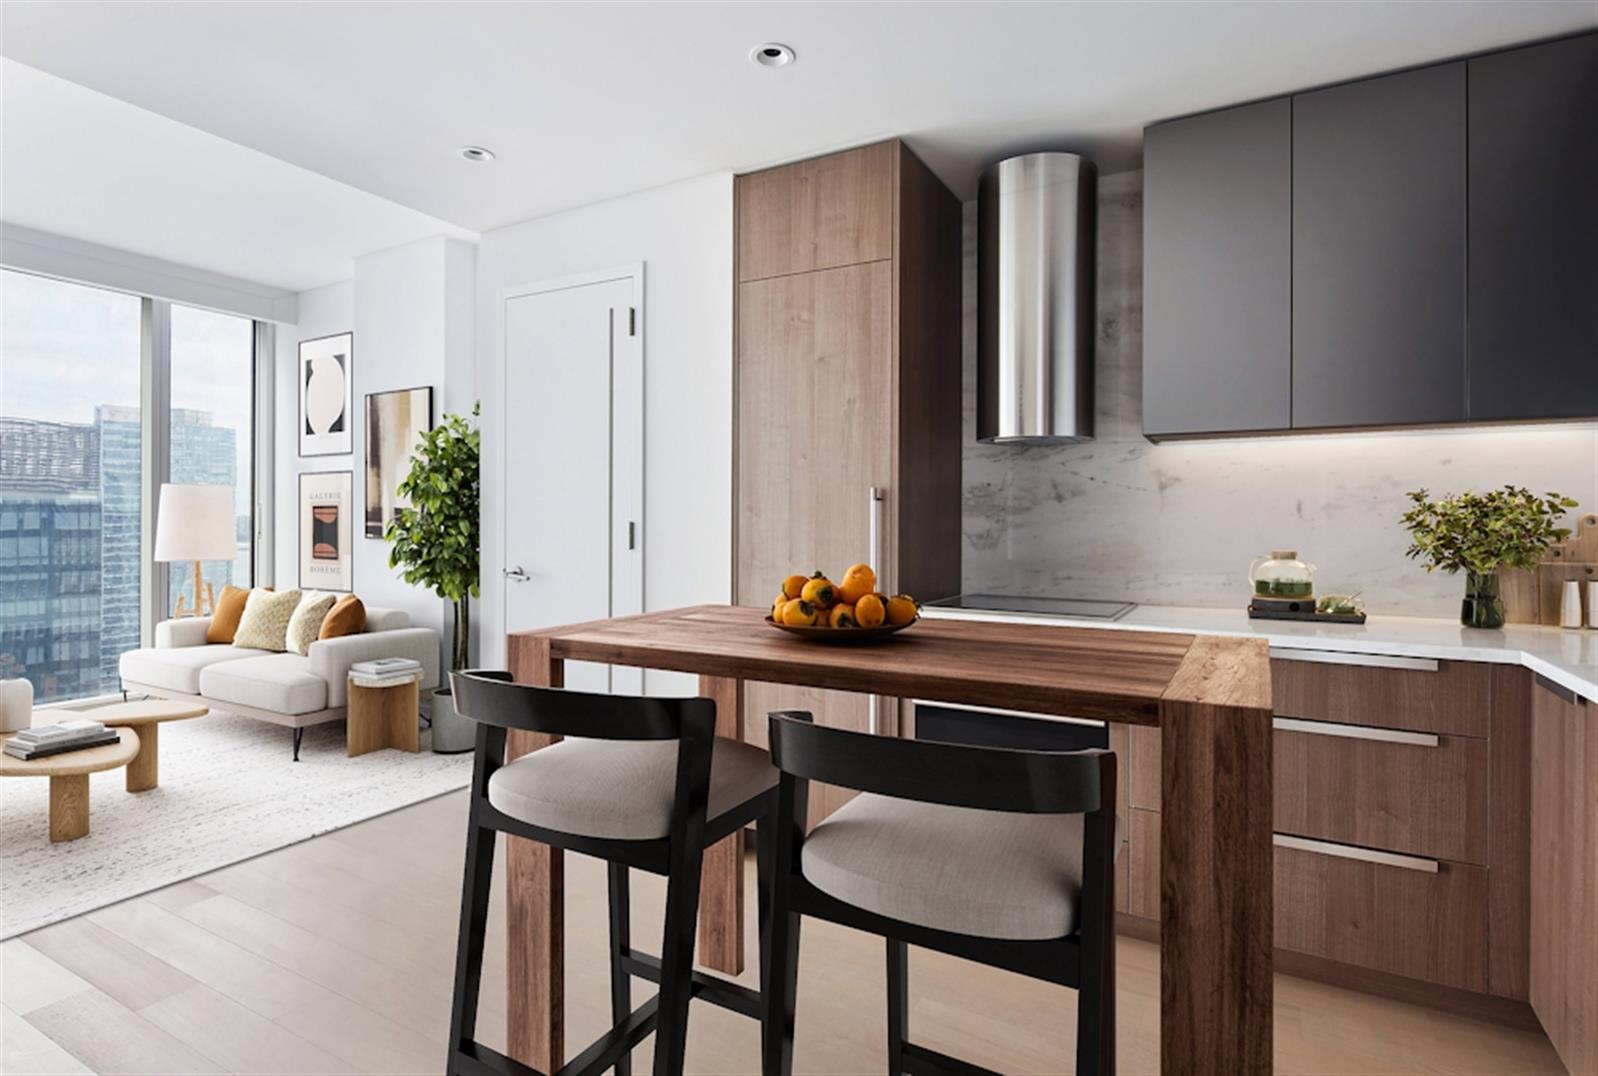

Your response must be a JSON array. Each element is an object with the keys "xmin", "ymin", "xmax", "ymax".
[{"xmin": 977, "ymin": 152, "xmax": 1097, "ymax": 443}]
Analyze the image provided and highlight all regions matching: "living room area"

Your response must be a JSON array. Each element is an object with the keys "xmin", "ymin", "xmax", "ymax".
[{"xmin": 0, "ymin": 66, "xmax": 482, "ymax": 941}]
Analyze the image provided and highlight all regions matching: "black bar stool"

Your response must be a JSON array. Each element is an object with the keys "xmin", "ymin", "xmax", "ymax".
[
  {"xmin": 446, "ymin": 670, "xmax": 779, "ymax": 1076},
  {"xmin": 760, "ymin": 711, "xmax": 1117, "ymax": 1076}
]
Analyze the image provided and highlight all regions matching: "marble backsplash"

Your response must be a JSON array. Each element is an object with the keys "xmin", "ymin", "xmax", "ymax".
[{"xmin": 961, "ymin": 171, "xmax": 1598, "ymax": 617}]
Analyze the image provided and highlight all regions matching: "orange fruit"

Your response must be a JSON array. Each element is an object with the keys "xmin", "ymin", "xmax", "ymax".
[
  {"xmin": 829, "ymin": 603, "xmax": 857, "ymax": 629},
  {"xmin": 838, "ymin": 563, "xmax": 876, "ymax": 604},
  {"xmin": 780, "ymin": 599, "xmax": 818, "ymax": 627},
  {"xmin": 801, "ymin": 574, "xmax": 837, "ymax": 608},
  {"xmin": 854, "ymin": 593, "xmax": 886, "ymax": 628},
  {"xmin": 781, "ymin": 574, "xmax": 808, "ymax": 600},
  {"xmin": 886, "ymin": 594, "xmax": 919, "ymax": 627},
  {"xmin": 772, "ymin": 594, "xmax": 788, "ymax": 619}
]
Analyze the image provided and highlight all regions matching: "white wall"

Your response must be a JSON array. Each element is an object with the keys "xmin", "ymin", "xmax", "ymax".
[
  {"xmin": 273, "ymin": 235, "xmax": 476, "ymax": 658},
  {"xmin": 273, "ymin": 279, "xmax": 353, "ymax": 586},
  {"xmin": 475, "ymin": 172, "xmax": 734, "ymax": 691}
]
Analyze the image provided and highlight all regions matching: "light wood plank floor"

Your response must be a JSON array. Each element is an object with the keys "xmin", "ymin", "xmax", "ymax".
[{"xmin": 3, "ymin": 789, "xmax": 1567, "ymax": 1075}]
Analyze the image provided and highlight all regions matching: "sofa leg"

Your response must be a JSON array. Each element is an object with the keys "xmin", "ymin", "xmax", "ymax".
[{"xmin": 292, "ymin": 728, "xmax": 304, "ymax": 762}]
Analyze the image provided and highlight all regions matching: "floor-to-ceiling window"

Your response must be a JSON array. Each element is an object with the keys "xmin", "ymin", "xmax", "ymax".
[
  {"xmin": 169, "ymin": 303, "xmax": 255, "ymax": 613},
  {"xmin": 0, "ymin": 269, "xmax": 261, "ymax": 705}
]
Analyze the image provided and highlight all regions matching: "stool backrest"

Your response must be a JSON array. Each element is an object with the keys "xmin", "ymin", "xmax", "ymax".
[
  {"xmin": 451, "ymin": 669, "xmax": 714, "ymax": 742},
  {"xmin": 768, "ymin": 711, "xmax": 1110, "ymax": 815}
]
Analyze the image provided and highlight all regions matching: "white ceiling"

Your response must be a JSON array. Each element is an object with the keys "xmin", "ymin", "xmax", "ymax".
[
  {"xmin": 3, "ymin": 1, "xmax": 1594, "ymax": 282},
  {"xmin": 0, "ymin": 60, "xmax": 472, "ymax": 292}
]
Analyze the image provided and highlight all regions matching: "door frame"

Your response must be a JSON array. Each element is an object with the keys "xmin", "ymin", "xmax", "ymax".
[{"xmin": 498, "ymin": 263, "xmax": 645, "ymax": 659}]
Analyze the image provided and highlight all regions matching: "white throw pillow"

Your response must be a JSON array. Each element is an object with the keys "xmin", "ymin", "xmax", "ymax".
[
  {"xmin": 286, "ymin": 592, "xmax": 338, "ymax": 656},
  {"xmin": 232, "ymin": 588, "xmax": 302, "ymax": 652}
]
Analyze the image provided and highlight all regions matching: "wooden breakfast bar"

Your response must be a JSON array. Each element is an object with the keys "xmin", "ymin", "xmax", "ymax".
[{"xmin": 504, "ymin": 604, "xmax": 1275, "ymax": 1075}]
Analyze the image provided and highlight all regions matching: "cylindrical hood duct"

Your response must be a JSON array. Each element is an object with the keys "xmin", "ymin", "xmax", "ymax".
[{"xmin": 977, "ymin": 152, "xmax": 1097, "ymax": 443}]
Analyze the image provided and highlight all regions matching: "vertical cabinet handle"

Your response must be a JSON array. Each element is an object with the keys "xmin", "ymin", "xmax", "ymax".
[{"xmin": 868, "ymin": 485, "xmax": 885, "ymax": 735}]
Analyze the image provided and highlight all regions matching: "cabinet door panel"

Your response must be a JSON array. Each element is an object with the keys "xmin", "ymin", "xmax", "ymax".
[
  {"xmin": 737, "ymin": 142, "xmax": 895, "ymax": 282},
  {"xmin": 1292, "ymin": 64, "xmax": 1467, "ymax": 429},
  {"xmin": 1143, "ymin": 98, "xmax": 1292, "ymax": 436},
  {"xmin": 736, "ymin": 261, "xmax": 894, "ymax": 825},
  {"xmin": 1468, "ymin": 34, "xmax": 1598, "ymax": 421}
]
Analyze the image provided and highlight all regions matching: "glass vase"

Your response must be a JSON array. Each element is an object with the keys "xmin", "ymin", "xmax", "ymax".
[{"xmin": 1461, "ymin": 571, "xmax": 1505, "ymax": 629}]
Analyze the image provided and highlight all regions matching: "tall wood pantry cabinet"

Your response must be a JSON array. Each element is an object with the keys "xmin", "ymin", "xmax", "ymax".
[{"xmin": 734, "ymin": 139, "xmax": 962, "ymax": 824}]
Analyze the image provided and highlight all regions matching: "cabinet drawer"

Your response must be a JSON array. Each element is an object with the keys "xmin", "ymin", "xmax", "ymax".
[
  {"xmin": 1271, "ymin": 652, "xmax": 1491, "ymax": 737},
  {"xmin": 1275, "ymin": 718, "xmax": 1488, "ymax": 864},
  {"xmin": 1275, "ymin": 835, "xmax": 1487, "ymax": 992}
]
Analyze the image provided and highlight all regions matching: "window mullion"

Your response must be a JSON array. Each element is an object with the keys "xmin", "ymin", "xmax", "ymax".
[{"xmin": 140, "ymin": 298, "xmax": 172, "ymax": 643}]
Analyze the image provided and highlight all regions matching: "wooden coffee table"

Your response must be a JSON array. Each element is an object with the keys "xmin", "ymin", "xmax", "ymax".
[
  {"xmin": 0, "ymin": 728, "xmax": 140, "ymax": 842},
  {"xmin": 92, "ymin": 700, "xmax": 209, "ymax": 791}
]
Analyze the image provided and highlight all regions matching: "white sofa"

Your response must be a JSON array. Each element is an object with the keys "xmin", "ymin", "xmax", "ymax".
[{"xmin": 118, "ymin": 607, "xmax": 440, "ymax": 759}]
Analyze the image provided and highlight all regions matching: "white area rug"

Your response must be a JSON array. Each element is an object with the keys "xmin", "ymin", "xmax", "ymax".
[{"xmin": 0, "ymin": 710, "xmax": 472, "ymax": 938}]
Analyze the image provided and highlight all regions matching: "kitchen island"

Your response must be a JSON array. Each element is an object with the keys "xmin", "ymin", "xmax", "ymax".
[{"xmin": 504, "ymin": 605, "xmax": 1275, "ymax": 1076}]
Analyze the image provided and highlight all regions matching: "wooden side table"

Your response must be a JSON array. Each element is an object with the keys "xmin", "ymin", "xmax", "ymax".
[{"xmin": 347, "ymin": 673, "xmax": 421, "ymax": 757}]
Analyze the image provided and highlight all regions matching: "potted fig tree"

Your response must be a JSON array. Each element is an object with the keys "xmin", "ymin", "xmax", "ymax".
[
  {"xmin": 386, "ymin": 403, "xmax": 480, "ymax": 752},
  {"xmin": 1401, "ymin": 485, "xmax": 1577, "ymax": 629}
]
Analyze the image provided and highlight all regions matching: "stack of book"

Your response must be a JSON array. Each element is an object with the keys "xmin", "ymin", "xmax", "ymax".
[
  {"xmin": 4, "ymin": 719, "xmax": 119, "ymax": 760},
  {"xmin": 349, "ymin": 657, "xmax": 424, "ymax": 689}
]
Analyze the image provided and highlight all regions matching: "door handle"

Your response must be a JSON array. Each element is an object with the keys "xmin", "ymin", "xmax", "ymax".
[
  {"xmin": 1268, "ymin": 647, "xmax": 1439, "ymax": 672},
  {"xmin": 868, "ymin": 486, "xmax": 885, "ymax": 736},
  {"xmin": 1272, "ymin": 716, "xmax": 1440, "ymax": 748},
  {"xmin": 1273, "ymin": 833, "xmax": 1440, "ymax": 874},
  {"xmin": 503, "ymin": 566, "xmax": 529, "ymax": 582}
]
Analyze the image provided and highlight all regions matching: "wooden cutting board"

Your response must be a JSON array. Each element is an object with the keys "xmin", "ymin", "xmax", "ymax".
[{"xmin": 1503, "ymin": 512, "xmax": 1598, "ymax": 625}]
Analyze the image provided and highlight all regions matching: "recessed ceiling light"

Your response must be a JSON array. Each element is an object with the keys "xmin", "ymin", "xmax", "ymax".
[
  {"xmin": 750, "ymin": 43, "xmax": 795, "ymax": 68},
  {"xmin": 458, "ymin": 146, "xmax": 496, "ymax": 163}
]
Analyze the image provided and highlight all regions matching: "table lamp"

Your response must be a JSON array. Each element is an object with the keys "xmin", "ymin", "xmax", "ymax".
[{"xmin": 154, "ymin": 484, "xmax": 237, "ymax": 617}]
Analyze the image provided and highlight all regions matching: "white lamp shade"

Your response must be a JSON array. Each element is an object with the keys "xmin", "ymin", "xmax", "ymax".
[{"xmin": 153, "ymin": 484, "xmax": 237, "ymax": 562}]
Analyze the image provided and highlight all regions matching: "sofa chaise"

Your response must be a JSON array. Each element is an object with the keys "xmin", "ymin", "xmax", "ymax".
[{"xmin": 118, "ymin": 608, "xmax": 441, "ymax": 759}]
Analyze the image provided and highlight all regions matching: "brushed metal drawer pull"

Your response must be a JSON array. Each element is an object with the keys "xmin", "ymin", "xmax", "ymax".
[
  {"xmin": 1268, "ymin": 647, "xmax": 1440, "ymax": 673},
  {"xmin": 1273, "ymin": 716, "xmax": 1440, "ymax": 748},
  {"xmin": 1274, "ymin": 833, "xmax": 1441, "ymax": 873}
]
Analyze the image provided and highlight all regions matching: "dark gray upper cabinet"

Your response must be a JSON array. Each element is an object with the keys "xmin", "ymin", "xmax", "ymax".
[
  {"xmin": 1467, "ymin": 35, "xmax": 1598, "ymax": 421},
  {"xmin": 1291, "ymin": 63, "xmax": 1468, "ymax": 430},
  {"xmin": 1143, "ymin": 98, "xmax": 1292, "ymax": 437}
]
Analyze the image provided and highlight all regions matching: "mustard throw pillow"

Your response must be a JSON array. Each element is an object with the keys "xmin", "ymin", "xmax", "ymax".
[
  {"xmin": 232, "ymin": 588, "xmax": 301, "ymax": 652},
  {"xmin": 286, "ymin": 592, "xmax": 338, "ymax": 656},
  {"xmin": 319, "ymin": 594, "xmax": 367, "ymax": 639},
  {"xmin": 206, "ymin": 585, "xmax": 252, "ymax": 644}
]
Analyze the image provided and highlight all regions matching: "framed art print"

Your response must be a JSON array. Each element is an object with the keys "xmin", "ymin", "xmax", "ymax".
[
  {"xmin": 299, "ymin": 332, "xmax": 353, "ymax": 457},
  {"xmin": 365, "ymin": 385, "xmax": 433, "ymax": 538},
  {"xmin": 299, "ymin": 471, "xmax": 353, "ymax": 592}
]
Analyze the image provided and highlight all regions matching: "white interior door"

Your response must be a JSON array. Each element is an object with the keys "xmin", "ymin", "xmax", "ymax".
[{"xmin": 502, "ymin": 269, "xmax": 643, "ymax": 694}]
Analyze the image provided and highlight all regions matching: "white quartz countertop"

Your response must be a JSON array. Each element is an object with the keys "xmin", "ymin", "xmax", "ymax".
[{"xmin": 921, "ymin": 603, "xmax": 1598, "ymax": 704}]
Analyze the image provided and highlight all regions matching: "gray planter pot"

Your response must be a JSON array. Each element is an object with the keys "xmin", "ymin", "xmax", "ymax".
[{"xmin": 429, "ymin": 687, "xmax": 474, "ymax": 754}]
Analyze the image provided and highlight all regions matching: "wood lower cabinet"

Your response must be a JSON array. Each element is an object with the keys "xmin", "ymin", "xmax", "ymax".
[
  {"xmin": 1120, "ymin": 656, "xmax": 1534, "ymax": 1007},
  {"xmin": 1274, "ymin": 839, "xmax": 1488, "ymax": 992},
  {"xmin": 1529, "ymin": 678, "xmax": 1598, "ymax": 1075},
  {"xmin": 1274, "ymin": 721, "xmax": 1488, "ymax": 864},
  {"xmin": 735, "ymin": 140, "xmax": 961, "ymax": 825}
]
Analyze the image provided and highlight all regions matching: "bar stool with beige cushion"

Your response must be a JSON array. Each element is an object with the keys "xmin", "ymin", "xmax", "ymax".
[
  {"xmin": 761, "ymin": 712, "xmax": 1118, "ymax": 1076},
  {"xmin": 447, "ymin": 670, "xmax": 780, "ymax": 1076}
]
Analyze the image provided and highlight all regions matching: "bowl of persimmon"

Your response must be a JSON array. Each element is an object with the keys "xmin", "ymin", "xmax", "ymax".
[{"xmin": 765, "ymin": 563, "xmax": 920, "ymax": 643}]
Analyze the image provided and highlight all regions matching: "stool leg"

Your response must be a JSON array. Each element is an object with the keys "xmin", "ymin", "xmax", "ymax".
[
  {"xmin": 651, "ymin": 841, "xmax": 705, "ymax": 1076},
  {"xmin": 886, "ymin": 939, "xmax": 908, "ymax": 1074},
  {"xmin": 607, "ymin": 862, "xmax": 633, "ymax": 1076}
]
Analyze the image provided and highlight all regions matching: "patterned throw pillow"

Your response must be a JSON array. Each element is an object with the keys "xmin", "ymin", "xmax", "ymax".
[
  {"xmin": 286, "ymin": 592, "xmax": 338, "ymax": 656},
  {"xmin": 232, "ymin": 588, "xmax": 302, "ymax": 652}
]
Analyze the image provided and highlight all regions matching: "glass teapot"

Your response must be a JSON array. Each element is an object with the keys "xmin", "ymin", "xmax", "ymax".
[{"xmin": 1250, "ymin": 550, "xmax": 1315, "ymax": 599}]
